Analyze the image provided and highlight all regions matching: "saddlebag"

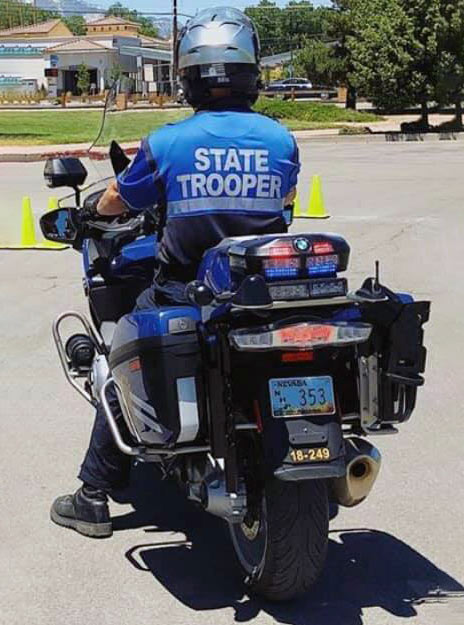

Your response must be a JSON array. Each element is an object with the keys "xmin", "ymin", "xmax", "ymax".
[{"xmin": 109, "ymin": 306, "xmax": 205, "ymax": 447}]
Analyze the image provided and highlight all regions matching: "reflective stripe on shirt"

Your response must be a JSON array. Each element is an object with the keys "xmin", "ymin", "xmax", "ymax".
[{"xmin": 167, "ymin": 196, "xmax": 284, "ymax": 217}]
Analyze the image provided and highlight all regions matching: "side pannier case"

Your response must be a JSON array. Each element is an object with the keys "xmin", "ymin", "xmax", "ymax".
[{"xmin": 109, "ymin": 307, "xmax": 204, "ymax": 447}]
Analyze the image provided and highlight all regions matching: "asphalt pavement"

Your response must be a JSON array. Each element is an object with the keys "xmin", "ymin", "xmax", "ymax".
[{"xmin": 1, "ymin": 140, "xmax": 463, "ymax": 625}]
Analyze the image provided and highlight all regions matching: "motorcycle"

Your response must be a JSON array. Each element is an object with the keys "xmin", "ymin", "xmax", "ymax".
[{"xmin": 40, "ymin": 110, "xmax": 430, "ymax": 601}]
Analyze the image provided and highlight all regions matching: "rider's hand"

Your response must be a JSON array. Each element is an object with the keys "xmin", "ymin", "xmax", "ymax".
[
  {"xmin": 97, "ymin": 180, "xmax": 127, "ymax": 217},
  {"xmin": 79, "ymin": 190, "xmax": 116, "ymax": 224}
]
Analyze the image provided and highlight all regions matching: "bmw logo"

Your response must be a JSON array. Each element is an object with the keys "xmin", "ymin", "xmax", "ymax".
[{"xmin": 294, "ymin": 238, "xmax": 310, "ymax": 252}]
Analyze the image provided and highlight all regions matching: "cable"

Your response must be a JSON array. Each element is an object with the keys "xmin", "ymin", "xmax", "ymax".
[{"xmin": 87, "ymin": 79, "xmax": 117, "ymax": 153}]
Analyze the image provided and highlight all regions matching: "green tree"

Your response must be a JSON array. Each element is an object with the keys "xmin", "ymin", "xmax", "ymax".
[
  {"xmin": 106, "ymin": 2, "xmax": 160, "ymax": 39},
  {"xmin": 327, "ymin": 1, "xmax": 358, "ymax": 109},
  {"xmin": 109, "ymin": 63, "xmax": 124, "ymax": 85},
  {"xmin": 436, "ymin": 1, "xmax": 464, "ymax": 128},
  {"xmin": 0, "ymin": 0, "xmax": 57, "ymax": 31},
  {"xmin": 245, "ymin": 1, "xmax": 330, "ymax": 57},
  {"xmin": 294, "ymin": 39, "xmax": 340, "ymax": 85},
  {"xmin": 399, "ymin": 0, "xmax": 442, "ymax": 126},
  {"xmin": 63, "ymin": 15, "xmax": 86, "ymax": 36},
  {"xmin": 348, "ymin": 0, "xmax": 421, "ymax": 111},
  {"xmin": 245, "ymin": 0, "xmax": 284, "ymax": 56},
  {"xmin": 280, "ymin": 1, "xmax": 326, "ymax": 43},
  {"xmin": 76, "ymin": 63, "xmax": 91, "ymax": 96}
]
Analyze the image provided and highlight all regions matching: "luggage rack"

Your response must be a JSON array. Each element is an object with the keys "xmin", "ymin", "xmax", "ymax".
[
  {"xmin": 101, "ymin": 378, "xmax": 211, "ymax": 461},
  {"xmin": 357, "ymin": 299, "xmax": 430, "ymax": 430}
]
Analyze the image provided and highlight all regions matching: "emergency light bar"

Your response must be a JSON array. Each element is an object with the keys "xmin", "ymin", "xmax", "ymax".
[{"xmin": 228, "ymin": 234, "xmax": 350, "ymax": 285}]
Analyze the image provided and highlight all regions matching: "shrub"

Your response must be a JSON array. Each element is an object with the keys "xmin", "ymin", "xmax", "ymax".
[{"xmin": 254, "ymin": 97, "xmax": 379, "ymax": 122}]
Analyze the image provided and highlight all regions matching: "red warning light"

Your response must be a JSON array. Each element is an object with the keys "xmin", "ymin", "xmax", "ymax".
[
  {"xmin": 269, "ymin": 242, "xmax": 295, "ymax": 257},
  {"xmin": 313, "ymin": 241, "xmax": 334, "ymax": 255},
  {"xmin": 281, "ymin": 351, "xmax": 315, "ymax": 363}
]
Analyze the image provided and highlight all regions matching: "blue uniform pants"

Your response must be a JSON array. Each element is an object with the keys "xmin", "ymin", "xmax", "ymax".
[{"xmin": 78, "ymin": 282, "xmax": 174, "ymax": 491}]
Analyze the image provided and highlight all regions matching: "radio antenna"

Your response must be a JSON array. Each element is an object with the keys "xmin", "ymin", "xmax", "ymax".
[{"xmin": 374, "ymin": 260, "xmax": 380, "ymax": 292}]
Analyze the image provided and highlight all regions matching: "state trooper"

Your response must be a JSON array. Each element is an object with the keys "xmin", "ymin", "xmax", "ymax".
[{"xmin": 51, "ymin": 6, "xmax": 301, "ymax": 538}]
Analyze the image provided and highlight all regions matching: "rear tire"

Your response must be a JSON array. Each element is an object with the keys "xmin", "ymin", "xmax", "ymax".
[{"xmin": 230, "ymin": 479, "xmax": 329, "ymax": 601}]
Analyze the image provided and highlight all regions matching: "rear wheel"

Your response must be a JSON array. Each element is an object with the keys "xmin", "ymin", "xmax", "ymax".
[{"xmin": 229, "ymin": 479, "xmax": 329, "ymax": 601}]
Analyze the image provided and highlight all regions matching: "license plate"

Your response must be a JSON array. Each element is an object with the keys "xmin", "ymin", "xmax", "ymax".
[
  {"xmin": 289, "ymin": 447, "xmax": 331, "ymax": 464},
  {"xmin": 269, "ymin": 376, "xmax": 336, "ymax": 418}
]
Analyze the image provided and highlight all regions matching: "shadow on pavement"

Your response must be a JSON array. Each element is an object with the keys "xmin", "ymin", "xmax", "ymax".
[{"xmin": 113, "ymin": 465, "xmax": 464, "ymax": 625}]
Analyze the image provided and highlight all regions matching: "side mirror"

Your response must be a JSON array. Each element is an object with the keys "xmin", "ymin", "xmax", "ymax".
[
  {"xmin": 44, "ymin": 157, "xmax": 87, "ymax": 190},
  {"xmin": 40, "ymin": 208, "xmax": 77, "ymax": 245}
]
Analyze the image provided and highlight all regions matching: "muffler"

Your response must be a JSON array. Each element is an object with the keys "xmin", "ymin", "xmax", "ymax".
[
  {"xmin": 200, "ymin": 474, "xmax": 247, "ymax": 523},
  {"xmin": 331, "ymin": 438, "xmax": 381, "ymax": 507}
]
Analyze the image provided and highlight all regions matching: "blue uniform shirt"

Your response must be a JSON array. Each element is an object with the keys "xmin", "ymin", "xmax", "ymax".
[{"xmin": 118, "ymin": 108, "xmax": 300, "ymax": 275}]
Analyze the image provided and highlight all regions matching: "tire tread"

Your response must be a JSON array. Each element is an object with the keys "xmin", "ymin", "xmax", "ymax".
[{"xmin": 249, "ymin": 479, "xmax": 329, "ymax": 601}]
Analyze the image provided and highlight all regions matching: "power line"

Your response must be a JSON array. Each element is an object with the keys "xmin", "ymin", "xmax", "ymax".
[
  {"xmin": 245, "ymin": 4, "xmax": 333, "ymax": 10},
  {"xmin": 0, "ymin": 3, "xmax": 194, "ymax": 19}
]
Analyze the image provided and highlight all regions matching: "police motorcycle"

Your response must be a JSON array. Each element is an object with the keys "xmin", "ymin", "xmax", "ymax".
[{"xmin": 40, "ymin": 112, "xmax": 430, "ymax": 601}]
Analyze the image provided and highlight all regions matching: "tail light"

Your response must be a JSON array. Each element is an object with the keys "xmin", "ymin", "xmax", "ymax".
[
  {"xmin": 262, "ymin": 241, "xmax": 300, "ymax": 280},
  {"xmin": 229, "ymin": 321, "xmax": 373, "ymax": 352},
  {"xmin": 312, "ymin": 241, "xmax": 334, "ymax": 255}
]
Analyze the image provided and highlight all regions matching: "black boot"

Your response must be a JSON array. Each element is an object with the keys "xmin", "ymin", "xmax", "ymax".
[{"xmin": 50, "ymin": 485, "xmax": 112, "ymax": 538}]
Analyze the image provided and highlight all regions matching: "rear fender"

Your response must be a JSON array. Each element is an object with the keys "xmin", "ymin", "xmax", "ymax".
[{"xmin": 262, "ymin": 415, "xmax": 346, "ymax": 481}]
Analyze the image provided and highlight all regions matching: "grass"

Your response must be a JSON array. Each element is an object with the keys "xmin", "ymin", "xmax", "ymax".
[
  {"xmin": 0, "ymin": 110, "xmax": 190, "ymax": 146},
  {"xmin": 0, "ymin": 101, "xmax": 382, "ymax": 146}
]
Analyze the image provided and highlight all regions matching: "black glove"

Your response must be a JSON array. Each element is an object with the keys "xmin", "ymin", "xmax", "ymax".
[
  {"xmin": 79, "ymin": 190, "xmax": 103, "ymax": 221},
  {"xmin": 79, "ymin": 190, "xmax": 117, "ymax": 224}
]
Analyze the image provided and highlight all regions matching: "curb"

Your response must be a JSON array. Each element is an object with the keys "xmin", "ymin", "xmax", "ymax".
[
  {"xmin": 296, "ymin": 130, "xmax": 464, "ymax": 143},
  {"xmin": 1, "ymin": 129, "xmax": 463, "ymax": 163},
  {"xmin": 0, "ymin": 146, "xmax": 139, "ymax": 163}
]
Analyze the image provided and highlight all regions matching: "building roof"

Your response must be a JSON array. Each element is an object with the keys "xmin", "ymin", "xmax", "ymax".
[
  {"xmin": 86, "ymin": 16, "xmax": 140, "ymax": 28},
  {"xmin": 139, "ymin": 34, "xmax": 171, "ymax": 49},
  {"xmin": 120, "ymin": 45, "xmax": 172, "ymax": 63},
  {"xmin": 45, "ymin": 38, "xmax": 113, "ymax": 53},
  {"xmin": 0, "ymin": 19, "xmax": 63, "ymax": 38}
]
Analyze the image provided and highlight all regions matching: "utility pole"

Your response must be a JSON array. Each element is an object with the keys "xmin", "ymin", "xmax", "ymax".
[{"xmin": 172, "ymin": 0, "xmax": 178, "ymax": 95}]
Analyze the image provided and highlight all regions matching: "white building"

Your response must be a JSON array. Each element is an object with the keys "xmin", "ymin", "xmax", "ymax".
[
  {"xmin": 0, "ymin": 19, "xmax": 74, "ymax": 89},
  {"xmin": 0, "ymin": 17, "xmax": 172, "ymax": 96},
  {"xmin": 44, "ymin": 38, "xmax": 120, "ymax": 95}
]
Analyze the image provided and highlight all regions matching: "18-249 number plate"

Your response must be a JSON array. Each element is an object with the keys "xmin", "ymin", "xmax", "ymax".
[{"xmin": 269, "ymin": 375, "xmax": 335, "ymax": 418}]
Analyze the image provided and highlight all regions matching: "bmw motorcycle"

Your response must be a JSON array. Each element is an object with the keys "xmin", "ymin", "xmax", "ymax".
[{"xmin": 40, "ymin": 115, "xmax": 430, "ymax": 601}]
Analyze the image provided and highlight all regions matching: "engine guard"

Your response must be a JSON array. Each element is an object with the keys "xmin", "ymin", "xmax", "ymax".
[{"xmin": 262, "ymin": 415, "xmax": 346, "ymax": 481}]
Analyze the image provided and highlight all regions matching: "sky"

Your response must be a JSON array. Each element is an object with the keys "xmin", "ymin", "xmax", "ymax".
[{"xmin": 99, "ymin": 0, "xmax": 330, "ymax": 17}]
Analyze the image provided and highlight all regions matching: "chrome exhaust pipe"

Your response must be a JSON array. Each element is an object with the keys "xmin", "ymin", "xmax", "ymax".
[
  {"xmin": 200, "ymin": 474, "xmax": 247, "ymax": 523},
  {"xmin": 331, "ymin": 438, "xmax": 382, "ymax": 507}
]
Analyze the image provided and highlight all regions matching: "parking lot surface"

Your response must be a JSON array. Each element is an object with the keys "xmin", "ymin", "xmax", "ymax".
[{"xmin": 1, "ymin": 140, "xmax": 463, "ymax": 625}]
